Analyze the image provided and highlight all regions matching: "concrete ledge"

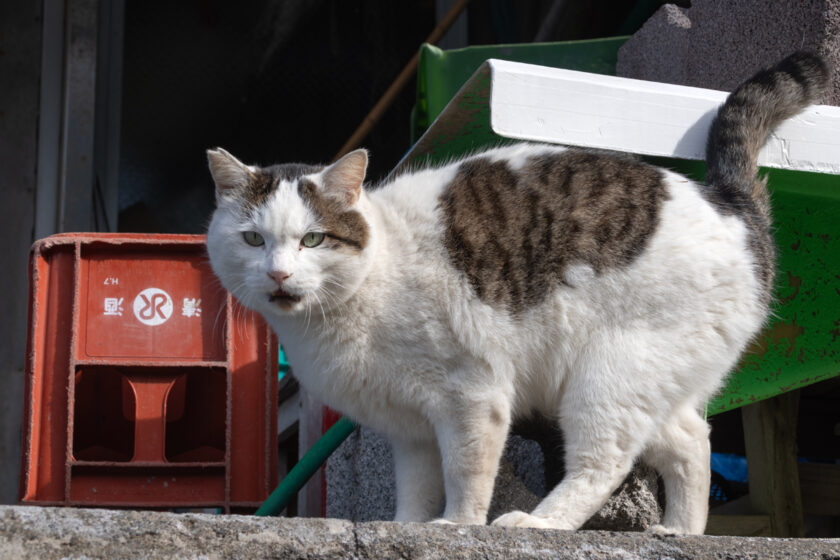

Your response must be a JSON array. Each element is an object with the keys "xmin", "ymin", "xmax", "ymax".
[{"xmin": 2, "ymin": 506, "xmax": 839, "ymax": 559}]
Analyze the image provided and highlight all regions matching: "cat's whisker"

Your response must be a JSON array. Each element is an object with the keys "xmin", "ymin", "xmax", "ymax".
[
  {"xmin": 227, "ymin": 283, "xmax": 254, "ymax": 347},
  {"xmin": 316, "ymin": 285, "xmax": 343, "ymax": 315},
  {"xmin": 213, "ymin": 296, "xmax": 227, "ymax": 341},
  {"xmin": 240, "ymin": 296, "xmax": 252, "ymax": 342},
  {"xmin": 210, "ymin": 277, "xmax": 242, "ymax": 342},
  {"xmin": 322, "ymin": 276, "xmax": 347, "ymax": 289},
  {"xmin": 302, "ymin": 294, "xmax": 313, "ymax": 337},
  {"xmin": 237, "ymin": 298, "xmax": 247, "ymax": 344},
  {"xmin": 321, "ymin": 280, "xmax": 348, "ymax": 298},
  {"xmin": 312, "ymin": 289, "xmax": 328, "ymax": 325}
]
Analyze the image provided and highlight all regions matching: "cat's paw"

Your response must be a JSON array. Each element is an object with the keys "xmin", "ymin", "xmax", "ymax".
[
  {"xmin": 429, "ymin": 518, "xmax": 456, "ymax": 525},
  {"xmin": 647, "ymin": 524, "xmax": 681, "ymax": 536},
  {"xmin": 491, "ymin": 511, "xmax": 553, "ymax": 529}
]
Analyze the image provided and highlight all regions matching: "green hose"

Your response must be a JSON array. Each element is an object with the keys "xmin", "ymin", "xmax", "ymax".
[{"xmin": 255, "ymin": 415, "xmax": 357, "ymax": 516}]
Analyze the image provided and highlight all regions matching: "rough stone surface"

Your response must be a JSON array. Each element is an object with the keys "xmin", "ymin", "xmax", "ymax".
[
  {"xmin": 326, "ymin": 426, "xmax": 395, "ymax": 522},
  {"xmin": 583, "ymin": 464, "xmax": 661, "ymax": 531},
  {"xmin": 504, "ymin": 434, "xmax": 546, "ymax": 496},
  {"xmin": 617, "ymin": 0, "xmax": 840, "ymax": 106},
  {"xmin": 2, "ymin": 505, "xmax": 839, "ymax": 559},
  {"xmin": 487, "ymin": 458, "xmax": 541, "ymax": 521},
  {"xmin": 327, "ymin": 426, "xmax": 661, "ymax": 530},
  {"xmin": 0, "ymin": 505, "xmax": 353, "ymax": 560}
]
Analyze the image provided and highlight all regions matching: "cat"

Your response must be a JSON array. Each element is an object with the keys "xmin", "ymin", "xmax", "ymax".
[{"xmin": 205, "ymin": 52, "xmax": 828, "ymax": 534}]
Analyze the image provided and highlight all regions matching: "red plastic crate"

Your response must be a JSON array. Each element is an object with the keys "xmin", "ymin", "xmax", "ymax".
[{"xmin": 20, "ymin": 233, "xmax": 278, "ymax": 511}]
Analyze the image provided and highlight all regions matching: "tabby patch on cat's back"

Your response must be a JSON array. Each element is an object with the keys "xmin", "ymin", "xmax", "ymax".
[{"xmin": 437, "ymin": 150, "xmax": 668, "ymax": 314}]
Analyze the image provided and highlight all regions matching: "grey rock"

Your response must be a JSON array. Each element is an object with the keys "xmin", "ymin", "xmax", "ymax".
[
  {"xmin": 617, "ymin": 0, "xmax": 840, "ymax": 106},
  {"xmin": 504, "ymin": 434, "xmax": 546, "ymax": 497},
  {"xmin": 2, "ymin": 505, "xmax": 839, "ymax": 559},
  {"xmin": 488, "ymin": 457, "xmax": 541, "ymax": 522},
  {"xmin": 582, "ymin": 463, "xmax": 661, "ymax": 531},
  {"xmin": 490, "ymin": 457, "xmax": 661, "ymax": 531},
  {"xmin": 326, "ymin": 426, "xmax": 396, "ymax": 522}
]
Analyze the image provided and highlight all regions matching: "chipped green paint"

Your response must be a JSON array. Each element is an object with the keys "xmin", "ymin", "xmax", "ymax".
[{"xmin": 392, "ymin": 64, "xmax": 503, "ymax": 180}]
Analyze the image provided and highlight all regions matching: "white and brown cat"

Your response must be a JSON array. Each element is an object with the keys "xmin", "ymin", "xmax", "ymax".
[{"xmin": 206, "ymin": 53, "xmax": 828, "ymax": 534}]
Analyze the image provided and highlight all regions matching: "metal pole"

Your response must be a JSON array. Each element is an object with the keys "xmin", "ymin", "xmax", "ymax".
[{"xmin": 255, "ymin": 416, "xmax": 357, "ymax": 516}]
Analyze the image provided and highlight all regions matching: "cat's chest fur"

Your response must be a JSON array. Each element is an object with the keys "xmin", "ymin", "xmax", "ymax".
[{"xmin": 268, "ymin": 292, "xmax": 464, "ymax": 438}]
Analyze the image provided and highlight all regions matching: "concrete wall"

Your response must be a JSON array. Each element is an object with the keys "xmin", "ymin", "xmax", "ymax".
[
  {"xmin": 0, "ymin": 0, "xmax": 42, "ymax": 505},
  {"xmin": 616, "ymin": 0, "xmax": 840, "ymax": 106}
]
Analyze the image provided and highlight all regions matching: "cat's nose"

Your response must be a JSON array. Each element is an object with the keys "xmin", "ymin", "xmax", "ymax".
[{"xmin": 268, "ymin": 270, "xmax": 292, "ymax": 286}]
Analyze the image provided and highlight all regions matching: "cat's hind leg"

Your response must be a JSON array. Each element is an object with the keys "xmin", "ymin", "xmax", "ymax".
[
  {"xmin": 492, "ymin": 409, "xmax": 652, "ymax": 529},
  {"xmin": 392, "ymin": 437, "xmax": 445, "ymax": 522},
  {"xmin": 641, "ymin": 403, "xmax": 710, "ymax": 535},
  {"xmin": 493, "ymin": 343, "xmax": 661, "ymax": 530}
]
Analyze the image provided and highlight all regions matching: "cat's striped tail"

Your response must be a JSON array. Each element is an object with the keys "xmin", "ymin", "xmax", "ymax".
[{"xmin": 705, "ymin": 52, "xmax": 829, "ymax": 212}]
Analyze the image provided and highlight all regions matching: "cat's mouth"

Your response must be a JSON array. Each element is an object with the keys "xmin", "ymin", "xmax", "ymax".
[{"xmin": 268, "ymin": 287, "xmax": 303, "ymax": 306}]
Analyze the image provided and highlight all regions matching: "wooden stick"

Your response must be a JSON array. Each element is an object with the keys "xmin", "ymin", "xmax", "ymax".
[
  {"xmin": 333, "ymin": 0, "xmax": 471, "ymax": 162},
  {"xmin": 742, "ymin": 391, "xmax": 805, "ymax": 537}
]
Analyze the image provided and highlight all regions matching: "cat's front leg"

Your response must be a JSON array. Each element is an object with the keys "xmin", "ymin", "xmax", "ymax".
[
  {"xmin": 391, "ymin": 437, "xmax": 445, "ymax": 522},
  {"xmin": 433, "ymin": 394, "xmax": 511, "ymax": 525}
]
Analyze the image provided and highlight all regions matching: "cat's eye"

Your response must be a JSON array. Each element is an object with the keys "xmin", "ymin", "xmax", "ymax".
[
  {"xmin": 242, "ymin": 231, "xmax": 265, "ymax": 246},
  {"xmin": 301, "ymin": 232, "xmax": 325, "ymax": 248}
]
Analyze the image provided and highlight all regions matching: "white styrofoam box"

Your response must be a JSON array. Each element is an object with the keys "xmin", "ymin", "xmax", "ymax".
[{"xmin": 487, "ymin": 59, "xmax": 840, "ymax": 175}]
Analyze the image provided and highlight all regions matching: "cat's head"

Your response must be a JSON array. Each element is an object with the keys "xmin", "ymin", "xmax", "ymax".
[{"xmin": 206, "ymin": 147, "xmax": 373, "ymax": 319}]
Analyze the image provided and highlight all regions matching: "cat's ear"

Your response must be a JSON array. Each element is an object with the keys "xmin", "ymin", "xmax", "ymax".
[
  {"xmin": 207, "ymin": 147, "xmax": 254, "ymax": 200},
  {"xmin": 322, "ymin": 149, "xmax": 368, "ymax": 205}
]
